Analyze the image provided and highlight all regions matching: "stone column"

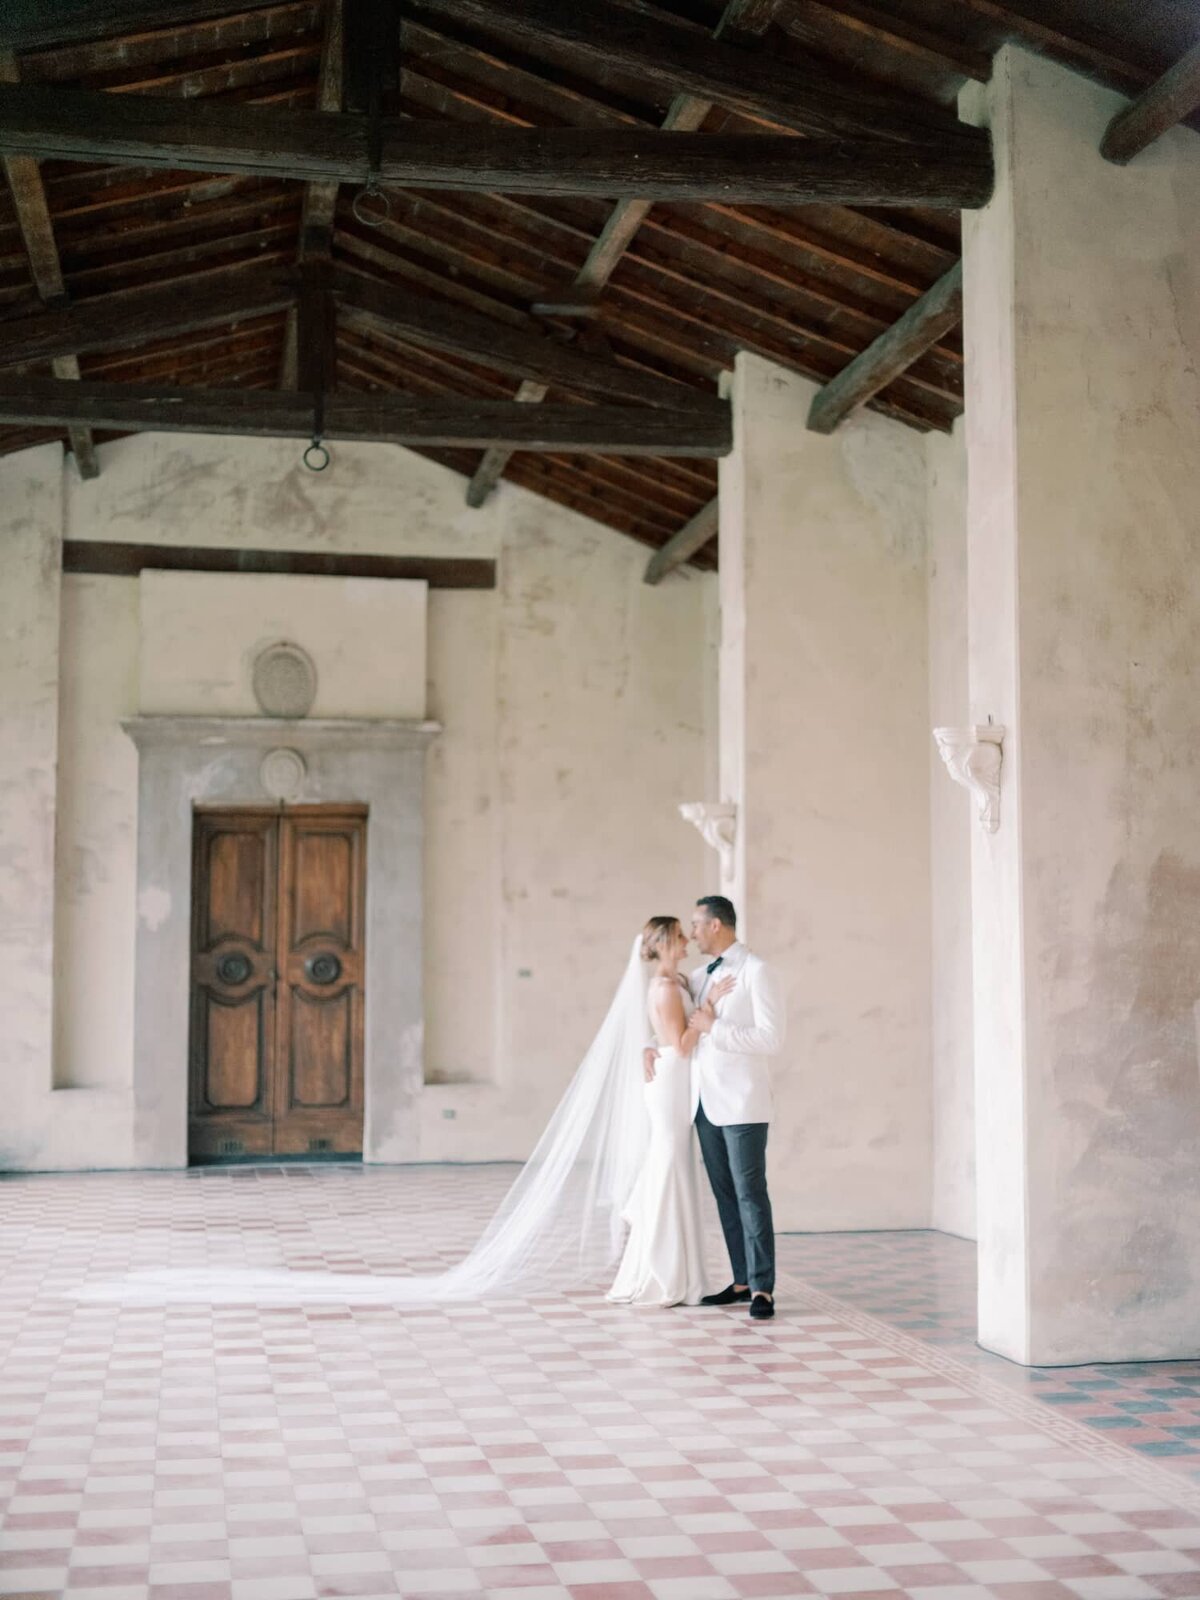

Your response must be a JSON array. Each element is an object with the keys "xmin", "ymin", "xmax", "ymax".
[
  {"xmin": 0, "ymin": 444, "xmax": 64, "ymax": 1163},
  {"xmin": 718, "ymin": 352, "xmax": 932, "ymax": 1231},
  {"xmin": 963, "ymin": 46, "xmax": 1200, "ymax": 1362}
]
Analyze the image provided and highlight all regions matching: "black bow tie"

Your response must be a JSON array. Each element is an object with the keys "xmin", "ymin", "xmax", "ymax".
[{"xmin": 706, "ymin": 956, "xmax": 724, "ymax": 975}]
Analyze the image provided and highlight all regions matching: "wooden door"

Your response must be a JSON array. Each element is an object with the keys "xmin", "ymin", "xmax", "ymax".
[
  {"xmin": 273, "ymin": 808, "xmax": 367, "ymax": 1155},
  {"xmin": 189, "ymin": 806, "xmax": 367, "ymax": 1162}
]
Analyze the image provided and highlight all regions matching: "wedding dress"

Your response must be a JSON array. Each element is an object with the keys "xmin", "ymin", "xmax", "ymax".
[
  {"xmin": 607, "ymin": 978, "xmax": 711, "ymax": 1307},
  {"xmin": 70, "ymin": 934, "xmax": 674, "ymax": 1308}
]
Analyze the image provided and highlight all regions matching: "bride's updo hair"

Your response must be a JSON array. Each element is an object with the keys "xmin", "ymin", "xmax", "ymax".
[{"xmin": 641, "ymin": 916, "xmax": 681, "ymax": 963}]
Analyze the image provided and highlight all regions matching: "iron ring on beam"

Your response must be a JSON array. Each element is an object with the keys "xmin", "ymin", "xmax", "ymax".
[
  {"xmin": 303, "ymin": 440, "xmax": 330, "ymax": 472},
  {"xmin": 352, "ymin": 182, "xmax": 392, "ymax": 228}
]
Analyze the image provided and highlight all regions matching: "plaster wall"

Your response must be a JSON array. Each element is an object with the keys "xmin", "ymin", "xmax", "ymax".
[
  {"xmin": 2, "ymin": 433, "xmax": 710, "ymax": 1168},
  {"xmin": 926, "ymin": 423, "xmax": 976, "ymax": 1240},
  {"xmin": 0, "ymin": 445, "xmax": 63, "ymax": 1148},
  {"xmin": 139, "ymin": 570, "xmax": 428, "ymax": 720},
  {"xmin": 719, "ymin": 352, "xmax": 933, "ymax": 1232},
  {"xmin": 963, "ymin": 48, "xmax": 1200, "ymax": 1361}
]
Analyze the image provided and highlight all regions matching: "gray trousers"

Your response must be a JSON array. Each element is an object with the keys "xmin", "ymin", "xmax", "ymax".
[{"xmin": 694, "ymin": 1102, "xmax": 774, "ymax": 1294}]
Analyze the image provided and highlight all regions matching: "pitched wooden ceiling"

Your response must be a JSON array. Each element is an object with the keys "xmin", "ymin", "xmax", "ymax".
[{"xmin": 0, "ymin": 0, "xmax": 1192, "ymax": 567}]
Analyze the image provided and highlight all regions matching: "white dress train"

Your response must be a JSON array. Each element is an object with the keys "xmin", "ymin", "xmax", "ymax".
[{"xmin": 606, "ymin": 981, "xmax": 711, "ymax": 1307}]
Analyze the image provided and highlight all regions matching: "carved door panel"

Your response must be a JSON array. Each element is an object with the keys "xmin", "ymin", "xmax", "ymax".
[
  {"xmin": 188, "ymin": 810, "xmax": 279, "ymax": 1162},
  {"xmin": 272, "ymin": 809, "xmax": 367, "ymax": 1156},
  {"xmin": 188, "ymin": 806, "xmax": 367, "ymax": 1162}
]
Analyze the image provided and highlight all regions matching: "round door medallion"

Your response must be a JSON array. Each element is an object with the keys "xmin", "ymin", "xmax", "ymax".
[
  {"xmin": 305, "ymin": 952, "xmax": 342, "ymax": 985},
  {"xmin": 216, "ymin": 951, "xmax": 253, "ymax": 986},
  {"xmin": 252, "ymin": 641, "xmax": 317, "ymax": 719},
  {"xmin": 260, "ymin": 747, "xmax": 307, "ymax": 801}
]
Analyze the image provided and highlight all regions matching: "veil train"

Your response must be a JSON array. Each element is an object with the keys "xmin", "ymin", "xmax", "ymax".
[{"xmin": 71, "ymin": 935, "xmax": 652, "ymax": 1306}]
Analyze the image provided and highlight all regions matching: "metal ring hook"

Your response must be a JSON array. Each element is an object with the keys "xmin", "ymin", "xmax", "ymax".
[
  {"xmin": 303, "ymin": 440, "xmax": 330, "ymax": 472},
  {"xmin": 352, "ymin": 178, "xmax": 392, "ymax": 228}
]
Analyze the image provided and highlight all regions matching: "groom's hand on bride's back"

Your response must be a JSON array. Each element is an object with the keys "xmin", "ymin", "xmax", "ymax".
[{"xmin": 643, "ymin": 1047, "xmax": 658, "ymax": 1083}]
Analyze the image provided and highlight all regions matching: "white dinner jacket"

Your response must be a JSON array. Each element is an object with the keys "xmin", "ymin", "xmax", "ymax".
[{"xmin": 688, "ymin": 941, "xmax": 786, "ymax": 1126}]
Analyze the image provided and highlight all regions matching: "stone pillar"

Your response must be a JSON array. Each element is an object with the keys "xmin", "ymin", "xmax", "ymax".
[
  {"xmin": 927, "ymin": 424, "xmax": 975, "ymax": 1241},
  {"xmin": 719, "ymin": 352, "xmax": 932, "ymax": 1231},
  {"xmin": 0, "ymin": 444, "xmax": 64, "ymax": 1163},
  {"xmin": 963, "ymin": 47, "xmax": 1200, "ymax": 1362}
]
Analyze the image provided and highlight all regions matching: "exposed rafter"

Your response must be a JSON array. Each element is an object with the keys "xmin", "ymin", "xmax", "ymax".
[
  {"xmin": 281, "ymin": 0, "xmax": 344, "ymax": 389},
  {"xmin": 0, "ymin": 377, "xmax": 733, "ymax": 456},
  {"xmin": 643, "ymin": 497, "xmax": 720, "ymax": 585},
  {"xmin": 465, "ymin": 0, "xmax": 776, "ymax": 510},
  {"xmin": 0, "ymin": 53, "xmax": 96, "ymax": 478},
  {"xmin": 806, "ymin": 262, "xmax": 963, "ymax": 434},
  {"xmin": 409, "ymin": 0, "xmax": 968, "ymax": 145},
  {"xmin": 0, "ymin": 87, "xmax": 993, "ymax": 208},
  {"xmin": 0, "ymin": 270, "xmax": 297, "ymax": 366},
  {"xmin": 1101, "ymin": 41, "xmax": 1200, "ymax": 165},
  {"xmin": 336, "ymin": 269, "xmax": 716, "ymax": 412},
  {"xmin": 0, "ymin": 0, "xmax": 288, "ymax": 52}
]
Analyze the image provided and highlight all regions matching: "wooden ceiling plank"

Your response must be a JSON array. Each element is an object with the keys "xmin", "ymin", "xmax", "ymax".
[
  {"xmin": 335, "ymin": 265, "xmax": 719, "ymax": 411},
  {"xmin": 19, "ymin": 4, "xmax": 321, "ymax": 84},
  {"xmin": 464, "ymin": 0, "xmax": 775, "ymax": 509},
  {"xmin": 1101, "ymin": 41, "xmax": 1200, "ymax": 164},
  {"xmin": 1, "ymin": 0, "xmax": 307, "ymax": 54},
  {"xmin": 408, "ymin": 0, "xmax": 970, "ymax": 144},
  {"xmin": 806, "ymin": 259, "xmax": 962, "ymax": 433},
  {"xmin": 781, "ymin": 0, "xmax": 991, "ymax": 85},
  {"xmin": 0, "ymin": 86, "xmax": 994, "ymax": 208},
  {"xmin": 643, "ymin": 494, "xmax": 719, "ymax": 584},
  {"xmin": 0, "ymin": 375, "xmax": 733, "ymax": 456},
  {"xmin": 0, "ymin": 267, "xmax": 296, "ymax": 364},
  {"xmin": 0, "ymin": 52, "xmax": 96, "ymax": 476}
]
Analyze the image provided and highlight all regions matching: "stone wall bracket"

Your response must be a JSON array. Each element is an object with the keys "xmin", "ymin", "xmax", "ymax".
[
  {"xmin": 679, "ymin": 801, "xmax": 737, "ymax": 881},
  {"xmin": 933, "ymin": 723, "xmax": 1005, "ymax": 833}
]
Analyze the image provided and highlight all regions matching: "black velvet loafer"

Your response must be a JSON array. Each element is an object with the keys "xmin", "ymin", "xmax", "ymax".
[
  {"xmin": 749, "ymin": 1294, "xmax": 775, "ymax": 1320},
  {"xmin": 700, "ymin": 1284, "xmax": 752, "ymax": 1306}
]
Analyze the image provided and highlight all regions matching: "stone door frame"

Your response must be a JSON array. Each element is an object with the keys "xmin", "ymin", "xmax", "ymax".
[{"xmin": 123, "ymin": 716, "xmax": 439, "ymax": 1167}]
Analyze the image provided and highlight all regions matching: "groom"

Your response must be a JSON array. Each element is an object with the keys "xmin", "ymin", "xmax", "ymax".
[{"xmin": 688, "ymin": 895, "xmax": 786, "ymax": 1321}]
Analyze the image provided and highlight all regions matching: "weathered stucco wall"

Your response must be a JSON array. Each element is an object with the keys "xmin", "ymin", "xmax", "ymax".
[
  {"xmin": 720, "ymin": 352, "xmax": 933, "ymax": 1232},
  {"xmin": 964, "ymin": 47, "xmax": 1200, "ymax": 1362},
  {"xmin": 139, "ymin": 570, "xmax": 428, "ymax": 720},
  {"xmin": 926, "ymin": 423, "xmax": 976, "ymax": 1240},
  {"xmin": 2, "ymin": 432, "xmax": 710, "ymax": 1168},
  {"xmin": 0, "ymin": 446, "xmax": 64, "ymax": 1151}
]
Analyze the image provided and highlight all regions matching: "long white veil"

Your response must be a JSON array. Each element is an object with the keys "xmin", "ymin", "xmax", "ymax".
[{"xmin": 71, "ymin": 935, "xmax": 652, "ymax": 1305}]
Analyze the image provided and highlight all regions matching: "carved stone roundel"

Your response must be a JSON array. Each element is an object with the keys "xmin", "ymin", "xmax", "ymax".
[
  {"xmin": 252, "ymin": 642, "xmax": 317, "ymax": 719},
  {"xmin": 260, "ymin": 747, "xmax": 307, "ymax": 802}
]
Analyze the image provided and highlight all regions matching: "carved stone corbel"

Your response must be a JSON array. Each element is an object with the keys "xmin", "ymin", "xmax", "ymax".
[
  {"xmin": 679, "ymin": 801, "xmax": 737, "ymax": 880},
  {"xmin": 933, "ymin": 724, "xmax": 1005, "ymax": 833}
]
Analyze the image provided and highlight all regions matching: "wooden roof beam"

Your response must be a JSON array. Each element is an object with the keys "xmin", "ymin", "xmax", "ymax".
[
  {"xmin": 0, "ymin": 87, "xmax": 993, "ymax": 208},
  {"xmin": 806, "ymin": 262, "xmax": 962, "ymax": 434},
  {"xmin": 0, "ymin": 0, "xmax": 294, "ymax": 52},
  {"xmin": 1101, "ymin": 41, "xmax": 1200, "ymax": 165},
  {"xmin": 335, "ymin": 267, "xmax": 716, "ymax": 412},
  {"xmin": 408, "ymin": 0, "xmax": 969, "ymax": 146},
  {"xmin": 643, "ymin": 496, "xmax": 719, "ymax": 585},
  {"xmin": 0, "ymin": 269, "xmax": 298, "ymax": 365},
  {"xmin": 0, "ymin": 377, "xmax": 733, "ymax": 457},
  {"xmin": 0, "ymin": 53, "xmax": 96, "ymax": 478},
  {"xmin": 465, "ymin": 0, "xmax": 773, "ymax": 511}
]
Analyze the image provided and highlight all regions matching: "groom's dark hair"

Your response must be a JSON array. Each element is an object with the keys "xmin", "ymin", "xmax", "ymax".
[{"xmin": 696, "ymin": 894, "xmax": 737, "ymax": 929}]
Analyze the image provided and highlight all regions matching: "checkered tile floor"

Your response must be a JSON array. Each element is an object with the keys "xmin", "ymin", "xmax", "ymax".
[
  {"xmin": 4, "ymin": 1166, "xmax": 1200, "ymax": 1600},
  {"xmin": 779, "ymin": 1233, "xmax": 1200, "ymax": 1475}
]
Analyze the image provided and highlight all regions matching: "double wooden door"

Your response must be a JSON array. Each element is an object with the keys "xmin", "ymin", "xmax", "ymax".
[{"xmin": 189, "ymin": 806, "xmax": 367, "ymax": 1162}]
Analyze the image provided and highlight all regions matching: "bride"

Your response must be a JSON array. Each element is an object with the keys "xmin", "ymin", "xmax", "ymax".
[
  {"xmin": 71, "ymin": 919, "xmax": 730, "ymax": 1308},
  {"xmin": 608, "ymin": 916, "xmax": 732, "ymax": 1307}
]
